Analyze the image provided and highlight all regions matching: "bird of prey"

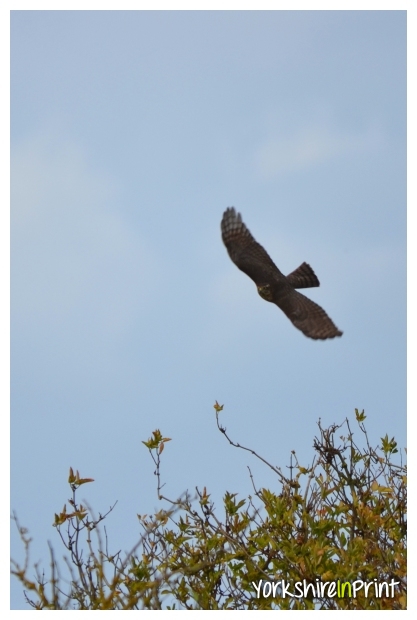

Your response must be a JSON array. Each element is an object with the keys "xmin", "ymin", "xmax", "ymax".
[{"xmin": 221, "ymin": 207, "xmax": 342, "ymax": 340}]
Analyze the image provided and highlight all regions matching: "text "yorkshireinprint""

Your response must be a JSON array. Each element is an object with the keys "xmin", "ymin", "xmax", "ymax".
[{"xmin": 252, "ymin": 578, "xmax": 400, "ymax": 599}]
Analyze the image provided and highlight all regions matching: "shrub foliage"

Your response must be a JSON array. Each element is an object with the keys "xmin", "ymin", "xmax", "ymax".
[{"xmin": 11, "ymin": 408, "xmax": 406, "ymax": 609}]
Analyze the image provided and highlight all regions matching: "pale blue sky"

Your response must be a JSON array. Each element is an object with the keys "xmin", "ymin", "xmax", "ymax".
[{"xmin": 11, "ymin": 10, "xmax": 406, "ymax": 609}]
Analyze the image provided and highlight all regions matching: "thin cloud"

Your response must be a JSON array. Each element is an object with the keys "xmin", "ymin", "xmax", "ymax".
[
  {"xmin": 255, "ymin": 122, "xmax": 385, "ymax": 178},
  {"xmin": 12, "ymin": 132, "xmax": 159, "ymax": 339}
]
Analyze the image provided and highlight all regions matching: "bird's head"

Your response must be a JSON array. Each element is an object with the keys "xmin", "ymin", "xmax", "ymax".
[{"xmin": 257, "ymin": 284, "xmax": 274, "ymax": 302}]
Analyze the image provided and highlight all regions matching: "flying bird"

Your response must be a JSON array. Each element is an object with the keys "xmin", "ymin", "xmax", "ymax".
[{"xmin": 221, "ymin": 207, "xmax": 342, "ymax": 340}]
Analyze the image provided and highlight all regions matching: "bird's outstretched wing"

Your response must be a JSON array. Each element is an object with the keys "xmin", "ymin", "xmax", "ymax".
[
  {"xmin": 276, "ymin": 289, "xmax": 343, "ymax": 340},
  {"xmin": 221, "ymin": 207, "xmax": 285, "ymax": 284}
]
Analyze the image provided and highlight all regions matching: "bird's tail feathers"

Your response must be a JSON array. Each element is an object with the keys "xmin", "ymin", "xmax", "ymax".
[{"xmin": 286, "ymin": 262, "xmax": 320, "ymax": 289}]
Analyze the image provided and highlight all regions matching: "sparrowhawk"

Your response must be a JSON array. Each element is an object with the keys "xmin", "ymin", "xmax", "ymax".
[{"xmin": 221, "ymin": 207, "xmax": 342, "ymax": 340}]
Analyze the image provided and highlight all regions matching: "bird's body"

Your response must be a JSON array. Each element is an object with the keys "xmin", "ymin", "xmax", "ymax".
[{"xmin": 221, "ymin": 207, "xmax": 342, "ymax": 340}]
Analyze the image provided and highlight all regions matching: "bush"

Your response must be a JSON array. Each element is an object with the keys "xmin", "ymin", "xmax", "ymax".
[{"xmin": 11, "ymin": 408, "xmax": 406, "ymax": 609}]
